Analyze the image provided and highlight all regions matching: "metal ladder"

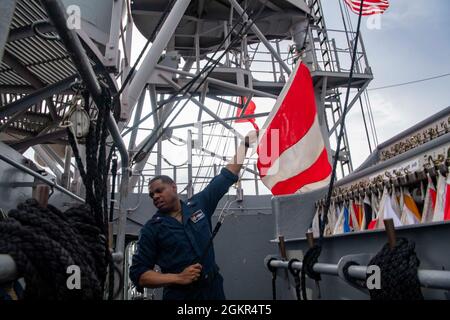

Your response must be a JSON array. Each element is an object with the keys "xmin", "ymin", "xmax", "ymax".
[{"xmin": 309, "ymin": 0, "xmax": 334, "ymax": 72}]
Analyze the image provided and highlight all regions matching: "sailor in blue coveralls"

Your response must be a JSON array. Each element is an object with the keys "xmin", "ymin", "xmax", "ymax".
[{"xmin": 130, "ymin": 131, "xmax": 258, "ymax": 300}]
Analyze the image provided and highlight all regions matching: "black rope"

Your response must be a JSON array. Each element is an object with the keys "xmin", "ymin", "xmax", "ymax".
[
  {"xmin": 367, "ymin": 238, "xmax": 423, "ymax": 300},
  {"xmin": 288, "ymin": 259, "xmax": 302, "ymax": 301},
  {"xmin": 266, "ymin": 258, "xmax": 278, "ymax": 300},
  {"xmin": 186, "ymin": 221, "xmax": 224, "ymax": 291},
  {"xmin": 197, "ymin": 221, "xmax": 223, "ymax": 265},
  {"xmin": 65, "ymin": 85, "xmax": 114, "ymax": 297},
  {"xmin": 342, "ymin": 261, "xmax": 366, "ymax": 290},
  {"xmin": 106, "ymin": 151, "xmax": 118, "ymax": 300},
  {"xmin": 0, "ymin": 199, "xmax": 106, "ymax": 300},
  {"xmin": 300, "ymin": 245, "xmax": 322, "ymax": 300}
]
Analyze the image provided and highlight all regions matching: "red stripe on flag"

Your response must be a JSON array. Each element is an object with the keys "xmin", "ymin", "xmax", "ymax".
[
  {"xmin": 444, "ymin": 183, "xmax": 450, "ymax": 221},
  {"xmin": 270, "ymin": 148, "xmax": 331, "ymax": 196},
  {"xmin": 257, "ymin": 63, "xmax": 317, "ymax": 169},
  {"xmin": 344, "ymin": 0, "xmax": 389, "ymax": 16},
  {"xmin": 235, "ymin": 98, "xmax": 256, "ymax": 123},
  {"xmin": 368, "ymin": 220, "xmax": 377, "ymax": 230},
  {"xmin": 430, "ymin": 188, "xmax": 437, "ymax": 209}
]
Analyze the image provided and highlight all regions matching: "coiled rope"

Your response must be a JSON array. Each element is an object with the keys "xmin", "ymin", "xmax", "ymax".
[
  {"xmin": 367, "ymin": 238, "xmax": 423, "ymax": 300},
  {"xmin": 287, "ymin": 258, "xmax": 301, "ymax": 300},
  {"xmin": 0, "ymin": 199, "xmax": 106, "ymax": 299},
  {"xmin": 0, "ymin": 86, "xmax": 114, "ymax": 299},
  {"xmin": 300, "ymin": 245, "xmax": 322, "ymax": 300}
]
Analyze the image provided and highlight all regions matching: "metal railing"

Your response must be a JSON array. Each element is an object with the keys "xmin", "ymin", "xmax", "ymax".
[
  {"xmin": 0, "ymin": 252, "xmax": 123, "ymax": 286},
  {"xmin": 0, "ymin": 153, "xmax": 84, "ymax": 203},
  {"xmin": 309, "ymin": 27, "xmax": 372, "ymax": 75},
  {"xmin": 266, "ymin": 258, "xmax": 450, "ymax": 291}
]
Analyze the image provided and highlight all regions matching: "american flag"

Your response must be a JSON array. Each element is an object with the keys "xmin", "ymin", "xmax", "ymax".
[{"xmin": 344, "ymin": 0, "xmax": 390, "ymax": 16}]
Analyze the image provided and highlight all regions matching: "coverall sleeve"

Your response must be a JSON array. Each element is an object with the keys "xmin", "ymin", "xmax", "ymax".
[
  {"xmin": 129, "ymin": 224, "xmax": 158, "ymax": 292},
  {"xmin": 198, "ymin": 167, "xmax": 239, "ymax": 218}
]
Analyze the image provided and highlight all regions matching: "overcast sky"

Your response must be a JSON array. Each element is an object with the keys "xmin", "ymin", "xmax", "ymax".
[{"xmin": 322, "ymin": 0, "xmax": 450, "ymax": 166}]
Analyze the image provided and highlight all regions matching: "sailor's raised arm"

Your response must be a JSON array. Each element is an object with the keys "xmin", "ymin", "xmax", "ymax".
[{"xmin": 225, "ymin": 130, "xmax": 258, "ymax": 176}]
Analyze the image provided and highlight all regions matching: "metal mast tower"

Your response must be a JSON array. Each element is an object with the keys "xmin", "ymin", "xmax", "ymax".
[
  {"xmin": 125, "ymin": 0, "xmax": 374, "ymax": 188},
  {"xmin": 0, "ymin": 0, "xmax": 375, "ymax": 298}
]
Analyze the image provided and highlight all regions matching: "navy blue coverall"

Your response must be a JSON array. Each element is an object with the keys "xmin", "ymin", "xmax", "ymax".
[{"xmin": 129, "ymin": 168, "xmax": 238, "ymax": 300}]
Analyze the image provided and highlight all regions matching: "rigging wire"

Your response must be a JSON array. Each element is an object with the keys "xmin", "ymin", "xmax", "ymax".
[
  {"xmin": 133, "ymin": 0, "xmax": 268, "ymax": 166},
  {"xmin": 364, "ymin": 90, "xmax": 379, "ymax": 146},
  {"xmin": 339, "ymin": 0, "xmax": 379, "ymax": 150},
  {"xmin": 368, "ymin": 73, "xmax": 450, "ymax": 91},
  {"xmin": 194, "ymin": 102, "xmax": 221, "ymax": 188},
  {"xmin": 119, "ymin": 7, "xmax": 249, "ymax": 139},
  {"xmin": 205, "ymin": 101, "xmax": 233, "ymax": 189},
  {"xmin": 359, "ymin": 95, "xmax": 373, "ymax": 153},
  {"xmin": 200, "ymin": 96, "xmax": 235, "ymax": 190},
  {"xmin": 121, "ymin": 0, "xmax": 270, "ymax": 141},
  {"xmin": 115, "ymin": 0, "xmax": 177, "ymax": 98},
  {"xmin": 196, "ymin": 99, "xmax": 228, "ymax": 189},
  {"xmin": 125, "ymin": 3, "xmax": 253, "ymax": 149}
]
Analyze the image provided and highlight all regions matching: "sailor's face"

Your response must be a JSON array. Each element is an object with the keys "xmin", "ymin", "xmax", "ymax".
[{"xmin": 149, "ymin": 180, "xmax": 178, "ymax": 212}]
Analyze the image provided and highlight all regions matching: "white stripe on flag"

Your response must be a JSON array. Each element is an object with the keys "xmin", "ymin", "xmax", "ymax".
[
  {"xmin": 433, "ymin": 173, "xmax": 447, "ymax": 222},
  {"xmin": 261, "ymin": 116, "xmax": 324, "ymax": 189},
  {"xmin": 297, "ymin": 176, "xmax": 331, "ymax": 194}
]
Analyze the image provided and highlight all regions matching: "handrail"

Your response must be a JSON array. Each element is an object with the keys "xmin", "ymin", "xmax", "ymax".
[
  {"xmin": 267, "ymin": 258, "xmax": 450, "ymax": 291},
  {"xmin": 0, "ymin": 153, "xmax": 84, "ymax": 203},
  {"xmin": 0, "ymin": 252, "xmax": 124, "ymax": 285}
]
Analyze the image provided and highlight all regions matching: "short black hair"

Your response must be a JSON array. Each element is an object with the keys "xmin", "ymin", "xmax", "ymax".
[{"xmin": 148, "ymin": 175, "xmax": 175, "ymax": 186}]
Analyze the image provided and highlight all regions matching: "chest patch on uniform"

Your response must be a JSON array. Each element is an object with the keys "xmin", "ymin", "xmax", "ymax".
[{"xmin": 190, "ymin": 210, "xmax": 205, "ymax": 223}]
